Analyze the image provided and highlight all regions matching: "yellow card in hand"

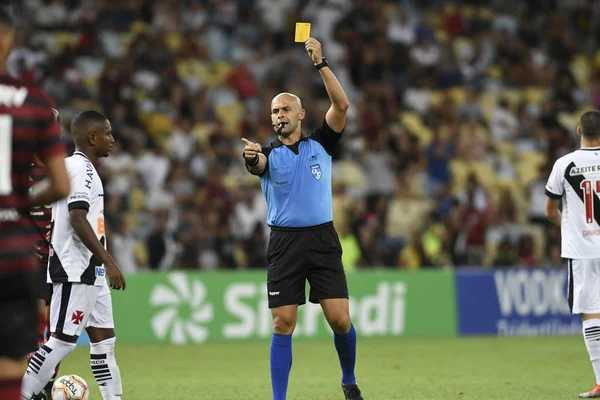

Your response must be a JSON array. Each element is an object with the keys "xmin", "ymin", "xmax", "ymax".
[{"xmin": 295, "ymin": 22, "xmax": 311, "ymax": 42}]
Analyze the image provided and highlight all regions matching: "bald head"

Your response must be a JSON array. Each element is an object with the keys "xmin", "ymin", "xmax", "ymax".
[
  {"xmin": 272, "ymin": 92, "xmax": 302, "ymax": 111},
  {"xmin": 270, "ymin": 92, "xmax": 305, "ymax": 139}
]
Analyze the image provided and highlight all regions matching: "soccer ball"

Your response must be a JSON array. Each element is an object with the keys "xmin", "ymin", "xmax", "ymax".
[{"xmin": 51, "ymin": 374, "xmax": 89, "ymax": 400}]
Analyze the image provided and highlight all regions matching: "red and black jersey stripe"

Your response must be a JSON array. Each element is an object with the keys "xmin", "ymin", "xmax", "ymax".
[
  {"xmin": 0, "ymin": 73, "xmax": 65, "ymax": 274},
  {"xmin": 29, "ymin": 158, "xmax": 52, "ymax": 269}
]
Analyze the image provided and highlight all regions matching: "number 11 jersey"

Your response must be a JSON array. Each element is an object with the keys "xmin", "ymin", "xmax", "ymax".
[
  {"xmin": 48, "ymin": 151, "xmax": 106, "ymax": 286},
  {"xmin": 546, "ymin": 147, "xmax": 600, "ymax": 259}
]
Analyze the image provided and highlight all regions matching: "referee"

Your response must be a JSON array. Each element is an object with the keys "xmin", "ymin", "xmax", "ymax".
[{"xmin": 242, "ymin": 38, "xmax": 362, "ymax": 400}]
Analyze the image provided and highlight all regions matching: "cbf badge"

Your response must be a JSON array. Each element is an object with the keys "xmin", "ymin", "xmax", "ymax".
[{"xmin": 310, "ymin": 164, "xmax": 322, "ymax": 181}]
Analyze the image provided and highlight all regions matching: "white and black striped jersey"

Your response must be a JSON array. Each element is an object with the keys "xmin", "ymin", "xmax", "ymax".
[
  {"xmin": 546, "ymin": 147, "xmax": 600, "ymax": 259},
  {"xmin": 48, "ymin": 151, "xmax": 106, "ymax": 286}
]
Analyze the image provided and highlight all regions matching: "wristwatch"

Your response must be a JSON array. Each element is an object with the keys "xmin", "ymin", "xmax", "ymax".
[{"xmin": 314, "ymin": 57, "xmax": 329, "ymax": 70}]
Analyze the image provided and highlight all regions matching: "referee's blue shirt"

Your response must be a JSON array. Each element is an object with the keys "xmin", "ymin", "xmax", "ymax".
[{"xmin": 252, "ymin": 119, "xmax": 342, "ymax": 228}]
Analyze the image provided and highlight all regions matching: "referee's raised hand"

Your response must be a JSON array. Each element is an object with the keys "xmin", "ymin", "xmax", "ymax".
[
  {"xmin": 242, "ymin": 138, "xmax": 262, "ymax": 161},
  {"xmin": 305, "ymin": 37, "xmax": 323, "ymax": 63}
]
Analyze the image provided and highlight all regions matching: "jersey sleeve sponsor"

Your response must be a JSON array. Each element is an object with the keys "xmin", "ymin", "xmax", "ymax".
[
  {"xmin": 66, "ymin": 157, "xmax": 93, "ymax": 211},
  {"xmin": 545, "ymin": 158, "xmax": 565, "ymax": 199}
]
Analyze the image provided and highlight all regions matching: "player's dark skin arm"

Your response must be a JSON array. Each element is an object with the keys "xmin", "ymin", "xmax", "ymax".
[
  {"xmin": 545, "ymin": 198, "xmax": 562, "ymax": 227},
  {"xmin": 29, "ymin": 155, "xmax": 70, "ymax": 207},
  {"xmin": 69, "ymin": 208, "xmax": 126, "ymax": 291},
  {"xmin": 105, "ymin": 222, "xmax": 113, "ymax": 256}
]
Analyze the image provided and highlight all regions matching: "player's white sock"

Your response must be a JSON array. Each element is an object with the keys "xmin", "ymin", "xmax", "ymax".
[
  {"xmin": 90, "ymin": 337, "xmax": 123, "ymax": 399},
  {"xmin": 583, "ymin": 319, "xmax": 600, "ymax": 384},
  {"xmin": 21, "ymin": 337, "xmax": 76, "ymax": 399}
]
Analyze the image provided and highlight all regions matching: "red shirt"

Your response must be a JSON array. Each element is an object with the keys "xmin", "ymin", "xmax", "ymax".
[
  {"xmin": 0, "ymin": 74, "xmax": 65, "ymax": 273},
  {"xmin": 29, "ymin": 157, "xmax": 52, "ymax": 270}
]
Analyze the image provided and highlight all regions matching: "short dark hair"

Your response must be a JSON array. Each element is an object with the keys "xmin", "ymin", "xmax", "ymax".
[
  {"xmin": 71, "ymin": 110, "xmax": 107, "ymax": 135},
  {"xmin": 580, "ymin": 110, "xmax": 600, "ymax": 139}
]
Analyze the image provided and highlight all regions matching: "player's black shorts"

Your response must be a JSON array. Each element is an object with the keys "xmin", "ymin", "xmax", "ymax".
[
  {"xmin": 0, "ymin": 270, "xmax": 39, "ymax": 358},
  {"xmin": 267, "ymin": 221, "xmax": 349, "ymax": 308},
  {"xmin": 37, "ymin": 261, "xmax": 52, "ymax": 305}
]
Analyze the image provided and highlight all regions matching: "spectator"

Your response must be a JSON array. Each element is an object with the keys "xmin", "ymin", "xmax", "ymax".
[{"xmin": 13, "ymin": 0, "xmax": 593, "ymax": 270}]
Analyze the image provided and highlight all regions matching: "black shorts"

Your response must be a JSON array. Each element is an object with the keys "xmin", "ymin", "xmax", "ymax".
[
  {"xmin": 267, "ymin": 222, "xmax": 348, "ymax": 308},
  {"xmin": 36, "ymin": 262, "xmax": 52, "ymax": 305},
  {"xmin": 0, "ymin": 270, "xmax": 39, "ymax": 358}
]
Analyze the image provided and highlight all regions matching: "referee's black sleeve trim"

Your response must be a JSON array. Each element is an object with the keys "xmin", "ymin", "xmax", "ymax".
[
  {"xmin": 310, "ymin": 119, "xmax": 343, "ymax": 155},
  {"xmin": 545, "ymin": 189, "xmax": 562, "ymax": 200},
  {"xmin": 68, "ymin": 201, "xmax": 90, "ymax": 211}
]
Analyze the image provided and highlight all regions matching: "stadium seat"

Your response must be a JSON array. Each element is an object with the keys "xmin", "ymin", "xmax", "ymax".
[
  {"xmin": 129, "ymin": 189, "xmax": 146, "ymax": 213},
  {"xmin": 210, "ymin": 62, "xmax": 234, "ymax": 87},
  {"xmin": 571, "ymin": 53, "xmax": 591, "ymax": 87},
  {"xmin": 516, "ymin": 157, "xmax": 543, "ymax": 188},
  {"xmin": 450, "ymin": 159, "xmax": 470, "ymax": 189},
  {"xmin": 483, "ymin": 240, "xmax": 498, "ymax": 267},
  {"xmin": 517, "ymin": 151, "xmax": 546, "ymax": 168},
  {"xmin": 399, "ymin": 111, "xmax": 433, "ymax": 147},
  {"xmin": 526, "ymin": 224, "xmax": 546, "ymax": 262},
  {"xmin": 332, "ymin": 161, "xmax": 366, "ymax": 191},
  {"xmin": 471, "ymin": 161, "xmax": 497, "ymax": 189},
  {"xmin": 449, "ymin": 87, "xmax": 467, "ymax": 105},
  {"xmin": 166, "ymin": 32, "xmax": 183, "ymax": 53},
  {"xmin": 494, "ymin": 140, "xmax": 516, "ymax": 158},
  {"xmin": 215, "ymin": 102, "xmax": 244, "ymax": 132},
  {"xmin": 430, "ymin": 90, "xmax": 444, "ymax": 107},
  {"xmin": 480, "ymin": 91, "xmax": 499, "ymax": 122},
  {"xmin": 53, "ymin": 31, "xmax": 79, "ymax": 52},
  {"xmin": 143, "ymin": 113, "xmax": 172, "ymax": 137},
  {"xmin": 523, "ymin": 87, "xmax": 547, "ymax": 104},
  {"xmin": 82, "ymin": 75, "xmax": 99, "ymax": 89},
  {"xmin": 558, "ymin": 111, "xmax": 579, "ymax": 132},
  {"xmin": 192, "ymin": 123, "xmax": 216, "ymax": 145}
]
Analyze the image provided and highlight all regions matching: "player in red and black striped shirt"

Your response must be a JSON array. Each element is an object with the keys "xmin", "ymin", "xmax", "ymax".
[
  {"xmin": 30, "ymin": 109, "xmax": 62, "ymax": 295},
  {"xmin": 0, "ymin": 10, "xmax": 70, "ymax": 400},
  {"xmin": 26, "ymin": 108, "xmax": 64, "ymax": 398}
]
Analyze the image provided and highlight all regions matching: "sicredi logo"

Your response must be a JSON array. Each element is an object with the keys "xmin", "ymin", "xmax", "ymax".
[
  {"xmin": 149, "ymin": 274, "xmax": 408, "ymax": 344},
  {"xmin": 150, "ymin": 273, "xmax": 214, "ymax": 344}
]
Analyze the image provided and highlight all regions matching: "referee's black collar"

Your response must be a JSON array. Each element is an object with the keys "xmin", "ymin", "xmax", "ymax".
[{"xmin": 271, "ymin": 135, "xmax": 309, "ymax": 148}]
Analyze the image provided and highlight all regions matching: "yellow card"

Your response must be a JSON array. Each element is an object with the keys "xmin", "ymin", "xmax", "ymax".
[{"xmin": 295, "ymin": 22, "xmax": 311, "ymax": 42}]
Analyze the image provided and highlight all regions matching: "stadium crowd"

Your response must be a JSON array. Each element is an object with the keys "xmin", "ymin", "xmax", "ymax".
[{"xmin": 12, "ymin": 0, "xmax": 600, "ymax": 271}]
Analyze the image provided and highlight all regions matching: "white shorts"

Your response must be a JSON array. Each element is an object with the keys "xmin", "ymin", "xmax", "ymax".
[
  {"xmin": 568, "ymin": 259, "xmax": 600, "ymax": 314},
  {"xmin": 50, "ymin": 282, "xmax": 114, "ymax": 337}
]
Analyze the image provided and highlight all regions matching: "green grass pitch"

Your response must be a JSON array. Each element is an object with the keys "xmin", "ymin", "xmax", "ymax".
[{"xmin": 59, "ymin": 337, "xmax": 591, "ymax": 399}]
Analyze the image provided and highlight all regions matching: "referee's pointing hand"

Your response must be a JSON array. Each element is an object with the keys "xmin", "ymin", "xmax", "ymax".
[{"xmin": 242, "ymin": 138, "xmax": 262, "ymax": 161}]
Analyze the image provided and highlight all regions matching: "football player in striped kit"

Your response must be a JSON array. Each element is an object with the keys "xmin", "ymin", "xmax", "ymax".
[{"xmin": 27, "ymin": 108, "xmax": 64, "ymax": 400}]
